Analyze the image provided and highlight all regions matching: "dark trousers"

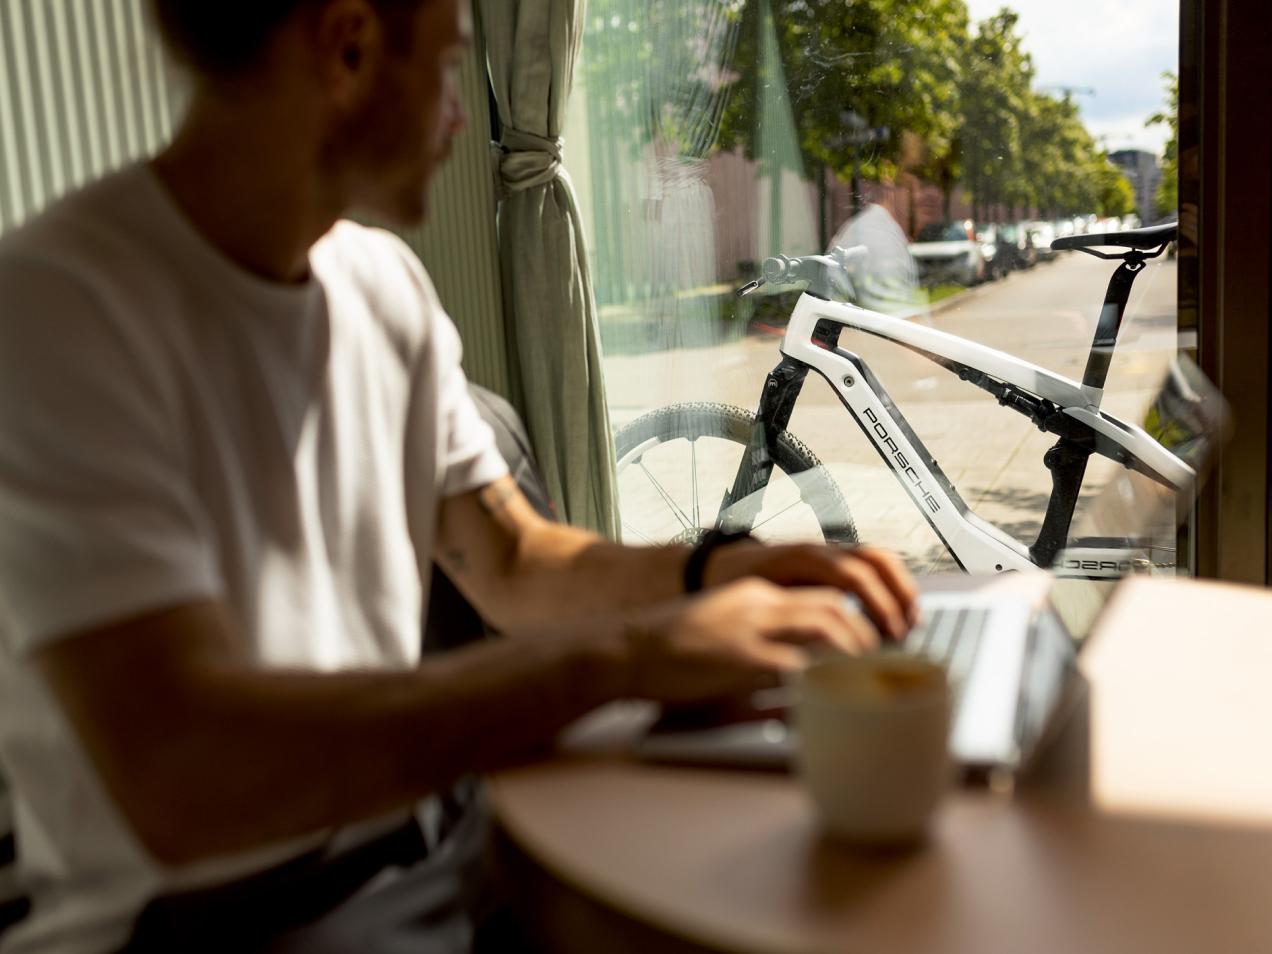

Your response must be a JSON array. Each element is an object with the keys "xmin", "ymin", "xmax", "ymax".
[{"xmin": 119, "ymin": 782, "xmax": 525, "ymax": 954}]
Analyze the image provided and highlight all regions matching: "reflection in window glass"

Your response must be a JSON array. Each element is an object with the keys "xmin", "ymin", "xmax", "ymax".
[{"xmin": 566, "ymin": 0, "xmax": 1181, "ymax": 576}]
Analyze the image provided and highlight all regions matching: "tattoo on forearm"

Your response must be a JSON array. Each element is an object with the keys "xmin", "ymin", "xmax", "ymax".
[{"xmin": 478, "ymin": 482, "xmax": 517, "ymax": 516}]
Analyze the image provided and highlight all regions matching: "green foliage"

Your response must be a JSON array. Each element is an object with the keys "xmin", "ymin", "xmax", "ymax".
[
  {"xmin": 956, "ymin": 11, "xmax": 1122, "ymax": 219},
  {"xmin": 1147, "ymin": 72, "xmax": 1179, "ymax": 216},
  {"xmin": 957, "ymin": 10, "xmax": 1032, "ymax": 214},
  {"xmin": 1093, "ymin": 160, "xmax": 1137, "ymax": 217},
  {"xmin": 581, "ymin": 0, "xmax": 748, "ymax": 160},
  {"xmin": 580, "ymin": 0, "xmax": 1138, "ymax": 223},
  {"xmin": 713, "ymin": 0, "xmax": 968, "ymax": 181}
]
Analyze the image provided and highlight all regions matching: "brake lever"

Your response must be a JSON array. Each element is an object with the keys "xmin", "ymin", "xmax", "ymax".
[{"xmin": 736, "ymin": 278, "xmax": 766, "ymax": 298}]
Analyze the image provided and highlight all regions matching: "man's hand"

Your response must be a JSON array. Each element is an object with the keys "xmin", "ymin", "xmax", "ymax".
[
  {"xmin": 620, "ymin": 578, "xmax": 879, "ymax": 703},
  {"xmin": 702, "ymin": 542, "xmax": 919, "ymax": 640}
]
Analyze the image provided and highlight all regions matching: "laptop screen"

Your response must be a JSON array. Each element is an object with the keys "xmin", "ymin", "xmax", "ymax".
[{"xmin": 1049, "ymin": 577, "xmax": 1118, "ymax": 643}]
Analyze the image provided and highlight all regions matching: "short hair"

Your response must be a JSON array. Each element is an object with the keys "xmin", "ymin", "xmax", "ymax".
[{"xmin": 149, "ymin": 0, "xmax": 422, "ymax": 79}]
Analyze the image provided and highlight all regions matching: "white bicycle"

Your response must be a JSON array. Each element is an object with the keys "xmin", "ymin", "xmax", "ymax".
[{"xmin": 615, "ymin": 222, "xmax": 1201, "ymax": 577}]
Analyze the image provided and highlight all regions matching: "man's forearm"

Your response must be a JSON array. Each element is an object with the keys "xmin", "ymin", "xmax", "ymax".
[
  {"xmin": 438, "ymin": 478, "xmax": 706, "ymax": 629},
  {"xmin": 491, "ymin": 520, "xmax": 693, "ymax": 627},
  {"xmin": 38, "ymin": 605, "xmax": 630, "ymax": 866}
]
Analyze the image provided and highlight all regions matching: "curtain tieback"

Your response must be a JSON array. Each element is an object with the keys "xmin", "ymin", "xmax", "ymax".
[{"xmin": 494, "ymin": 127, "xmax": 565, "ymax": 198}]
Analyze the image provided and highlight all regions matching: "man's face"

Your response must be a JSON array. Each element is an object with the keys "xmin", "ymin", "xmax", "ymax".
[{"xmin": 326, "ymin": 0, "xmax": 471, "ymax": 226}]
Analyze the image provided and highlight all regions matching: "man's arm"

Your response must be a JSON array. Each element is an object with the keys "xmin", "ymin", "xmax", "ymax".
[
  {"xmin": 436, "ymin": 476, "xmax": 918, "ymax": 639},
  {"xmin": 435, "ymin": 477, "xmax": 688, "ymax": 619},
  {"xmin": 34, "ymin": 600, "xmax": 621, "ymax": 865},
  {"xmin": 36, "ymin": 580, "xmax": 866, "ymax": 866}
]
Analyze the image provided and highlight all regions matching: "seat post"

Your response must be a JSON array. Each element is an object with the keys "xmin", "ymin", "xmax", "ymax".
[{"xmin": 1082, "ymin": 253, "xmax": 1147, "ymax": 397}]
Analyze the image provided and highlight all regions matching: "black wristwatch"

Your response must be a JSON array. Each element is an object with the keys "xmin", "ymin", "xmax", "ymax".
[{"xmin": 683, "ymin": 529, "xmax": 757, "ymax": 594}]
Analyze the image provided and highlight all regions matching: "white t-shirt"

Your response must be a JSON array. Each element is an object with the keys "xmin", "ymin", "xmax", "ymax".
[{"xmin": 0, "ymin": 163, "xmax": 509, "ymax": 953}]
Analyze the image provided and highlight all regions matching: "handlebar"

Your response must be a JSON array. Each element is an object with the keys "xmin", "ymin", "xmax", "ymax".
[{"xmin": 740, "ymin": 245, "xmax": 869, "ymax": 298}]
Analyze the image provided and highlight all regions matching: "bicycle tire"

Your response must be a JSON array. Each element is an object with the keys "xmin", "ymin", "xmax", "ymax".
[{"xmin": 614, "ymin": 402, "xmax": 859, "ymax": 547}]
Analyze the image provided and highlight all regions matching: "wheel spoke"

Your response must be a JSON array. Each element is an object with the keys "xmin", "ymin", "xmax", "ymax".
[
  {"xmin": 638, "ymin": 460, "xmax": 694, "ymax": 532},
  {"xmin": 621, "ymin": 521, "xmax": 657, "ymax": 546},
  {"xmin": 690, "ymin": 438, "xmax": 700, "ymax": 528},
  {"xmin": 615, "ymin": 406, "xmax": 855, "ymax": 548},
  {"xmin": 751, "ymin": 495, "xmax": 804, "ymax": 533}
]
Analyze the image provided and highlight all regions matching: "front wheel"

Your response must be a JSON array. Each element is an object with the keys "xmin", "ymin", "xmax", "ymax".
[{"xmin": 614, "ymin": 403, "xmax": 858, "ymax": 547}]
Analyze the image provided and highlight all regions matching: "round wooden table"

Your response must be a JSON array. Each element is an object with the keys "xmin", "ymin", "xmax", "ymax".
[{"xmin": 491, "ymin": 578, "xmax": 1272, "ymax": 954}]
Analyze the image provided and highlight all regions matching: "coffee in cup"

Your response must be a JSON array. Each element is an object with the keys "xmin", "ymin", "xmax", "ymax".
[{"xmin": 795, "ymin": 653, "xmax": 952, "ymax": 843}]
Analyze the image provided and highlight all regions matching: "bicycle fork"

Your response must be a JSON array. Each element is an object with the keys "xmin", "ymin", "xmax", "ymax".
[{"xmin": 716, "ymin": 356, "xmax": 813, "ymax": 534}]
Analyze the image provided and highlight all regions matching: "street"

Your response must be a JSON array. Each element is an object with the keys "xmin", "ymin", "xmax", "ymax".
[{"xmin": 605, "ymin": 251, "xmax": 1179, "ymax": 573}]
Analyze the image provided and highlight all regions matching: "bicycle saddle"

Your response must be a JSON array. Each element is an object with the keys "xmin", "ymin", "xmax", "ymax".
[{"xmin": 1051, "ymin": 222, "xmax": 1177, "ymax": 252}]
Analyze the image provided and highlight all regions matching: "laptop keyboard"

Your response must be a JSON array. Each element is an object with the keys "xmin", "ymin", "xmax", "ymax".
[
  {"xmin": 635, "ymin": 604, "xmax": 1005, "ymax": 772},
  {"xmin": 901, "ymin": 606, "xmax": 989, "ymax": 700}
]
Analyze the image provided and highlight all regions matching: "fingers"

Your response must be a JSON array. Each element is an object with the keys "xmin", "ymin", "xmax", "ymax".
[
  {"xmin": 764, "ymin": 587, "xmax": 879, "ymax": 654},
  {"xmin": 849, "ymin": 546, "xmax": 921, "ymax": 626},
  {"xmin": 742, "ymin": 640, "xmax": 809, "ymax": 674},
  {"xmin": 830, "ymin": 559, "xmax": 909, "ymax": 640},
  {"xmin": 772, "ymin": 545, "xmax": 917, "ymax": 639},
  {"xmin": 640, "ymin": 577, "xmax": 896, "ymax": 705},
  {"xmin": 724, "ymin": 536, "xmax": 917, "ymax": 632}
]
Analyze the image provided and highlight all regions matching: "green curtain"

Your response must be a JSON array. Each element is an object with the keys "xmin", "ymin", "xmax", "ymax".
[{"xmin": 480, "ymin": 0, "xmax": 619, "ymax": 537}]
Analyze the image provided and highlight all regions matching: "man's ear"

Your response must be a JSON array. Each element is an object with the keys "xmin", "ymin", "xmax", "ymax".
[{"xmin": 312, "ymin": 0, "xmax": 386, "ymax": 110}]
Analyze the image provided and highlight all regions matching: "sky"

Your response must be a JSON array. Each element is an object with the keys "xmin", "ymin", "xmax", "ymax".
[{"xmin": 964, "ymin": 0, "xmax": 1179, "ymax": 158}]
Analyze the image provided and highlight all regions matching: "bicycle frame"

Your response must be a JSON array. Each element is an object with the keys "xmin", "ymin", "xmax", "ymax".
[{"xmin": 717, "ymin": 266, "xmax": 1193, "ymax": 576}]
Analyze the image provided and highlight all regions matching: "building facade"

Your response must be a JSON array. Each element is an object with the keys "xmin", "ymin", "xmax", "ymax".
[{"xmin": 1110, "ymin": 148, "xmax": 1165, "ymax": 220}]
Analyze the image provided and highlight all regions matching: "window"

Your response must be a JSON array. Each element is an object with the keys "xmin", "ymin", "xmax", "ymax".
[{"xmin": 566, "ymin": 0, "xmax": 1185, "ymax": 577}]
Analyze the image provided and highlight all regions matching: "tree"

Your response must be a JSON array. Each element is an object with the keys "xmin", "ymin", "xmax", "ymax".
[
  {"xmin": 580, "ymin": 0, "xmax": 748, "ymax": 161},
  {"xmin": 579, "ymin": 0, "xmax": 1120, "ymax": 235},
  {"xmin": 715, "ymin": 0, "xmax": 968, "ymax": 184},
  {"xmin": 1093, "ymin": 159, "xmax": 1136, "ymax": 217},
  {"xmin": 1147, "ymin": 72, "xmax": 1179, "ymax": 216},
  {"xmin": 956, "ymin": 10, "xmax": 1034, "ymax": 220},
  {"xmin": 956, "ymin": 10, "xmax": 1129, "ymax": 222},
  {"xmin": 1021, "ymin": 92, "xmax": 1111, "ymax": 217}
]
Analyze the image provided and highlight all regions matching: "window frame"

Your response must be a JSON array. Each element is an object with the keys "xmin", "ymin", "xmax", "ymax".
[{"xmin": 1186, "ymin": 0, "xmax": 1272, "ymax": 582}]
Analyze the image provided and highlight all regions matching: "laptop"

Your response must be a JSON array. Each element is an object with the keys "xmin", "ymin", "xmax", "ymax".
[{"xmin": 635, "ymin": 357, "xmax": 1229, "ymax": 780}]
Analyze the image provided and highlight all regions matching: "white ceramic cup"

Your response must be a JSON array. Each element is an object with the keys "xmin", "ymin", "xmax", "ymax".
[{"xmin": 794, "ymin": 653, "xmax": 953, "ymax": 843}]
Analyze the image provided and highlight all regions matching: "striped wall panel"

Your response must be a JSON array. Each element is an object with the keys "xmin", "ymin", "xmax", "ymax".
[
  {"xmin": 0, "ymin": 0, "xmax": 508, "ymax": 397},
  {"xmin": 0, "ymin": 0, "xmax": 181, "ymax": 232}
]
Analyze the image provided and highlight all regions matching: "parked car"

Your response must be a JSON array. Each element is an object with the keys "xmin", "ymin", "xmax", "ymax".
[
  {"xmin": 1029, "ymin": 221, "xmax": 1059, "ymax": 262},
  {"xmin": 909, "ymin": 220, "xmax": 987, "ymax": 287},
  {"xmin": 976, "ymin": 224, "xmax": 1018, "ymax": 280},
  {"xmin": 993, "ymin": 222, "xmax": 1036, "ymax": 272}
]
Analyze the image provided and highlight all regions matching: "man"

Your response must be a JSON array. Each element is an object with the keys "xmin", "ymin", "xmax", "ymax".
[{"xmin": 0, "ymin": 1, "xmax": 917, "ymax": 950}]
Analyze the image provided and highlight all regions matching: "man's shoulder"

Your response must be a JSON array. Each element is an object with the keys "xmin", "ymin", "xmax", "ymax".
[
  {"xmin": 313, "ymin": 221, "xmax": 445, "ymax": 358},
  {"xmin": 1, "ymin": 163, "xmax": 149, "ymax": 247},
  {"xmin": 316, "ymin": 221, "xmax": 440, "ymax": 302},
  {"xmin": 0, "ymin": 164, "xmax": 199, "ymax": 391},
  {"xmin": 0, "ymin": 164, "xmax": 161, "ymax": 292}
]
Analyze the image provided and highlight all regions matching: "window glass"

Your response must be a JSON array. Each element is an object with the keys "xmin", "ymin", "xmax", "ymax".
[{"xmin": 566, "ymin": 0, "xmax": 1182, "ymax": 576}]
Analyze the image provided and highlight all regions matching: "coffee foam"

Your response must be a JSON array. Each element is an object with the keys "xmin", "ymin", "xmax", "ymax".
[{"xmin": 807, "ymin": 656, "xmax": 946, "ymax": 703}]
